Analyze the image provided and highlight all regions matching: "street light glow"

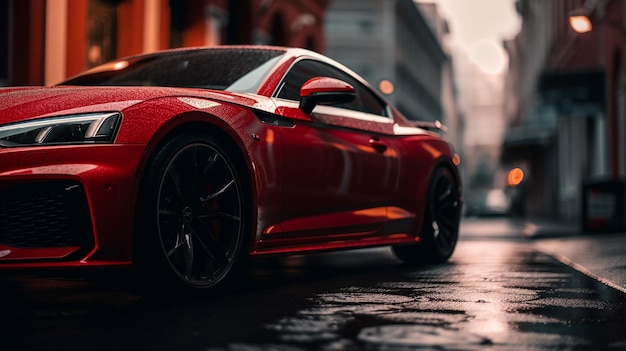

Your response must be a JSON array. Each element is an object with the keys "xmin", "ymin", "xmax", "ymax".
[
  {"xmin": 507, "ymin": 167, "xmax": 524, "ymax": 187},
  {"xmin": 378, "ymin": 79, "xmax": 395, "ymax": 95},
  {"xmin": 569, "ymin": 15, "xmax": 593, "ymax": 34}
]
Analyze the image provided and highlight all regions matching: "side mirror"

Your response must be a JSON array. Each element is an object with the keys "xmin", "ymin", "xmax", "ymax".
[{"xmin": 298, "ymin": 77, "xmax": 356, "ymax": 114}]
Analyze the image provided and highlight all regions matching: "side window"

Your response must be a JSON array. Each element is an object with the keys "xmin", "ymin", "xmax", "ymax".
[
  {"xmin": 276, "ymin": 60, "xmax": 318, "ymax": 101},
  {"xmin": 277, "ymin": 59, "xmax": 388, "ymax": 117}
]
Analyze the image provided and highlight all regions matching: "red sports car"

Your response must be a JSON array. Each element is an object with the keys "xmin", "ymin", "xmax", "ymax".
[{"xmin": 0, "ymin": 46, "xmax": 461, "ymax": 292}]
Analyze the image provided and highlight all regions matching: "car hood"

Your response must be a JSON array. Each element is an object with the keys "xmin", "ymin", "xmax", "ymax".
[{"xmin": 0, "ymin": 86, "xmax": 261, "ymax": 124}]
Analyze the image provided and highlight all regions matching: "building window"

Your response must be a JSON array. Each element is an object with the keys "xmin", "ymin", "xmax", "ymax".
[
  {"xmin": 227, "ymin": 0, "xmax": 252, "ymax": 44},
  {"xmin": 0, "ymin": 0, "xmax": 10, "ymax": 86},
  {"xmin": 169, "ymin": 0, "xmax": 185, "ymax": 48},
  {"xmin": 88, "ymin": 0, "xmax": 117, "ymax": 68},
  {"xmin": 304, "ymin": 36, "xmax": 315, "ymax": 51},
  {"xmin": 270, "ymin": 14, "xmax": 287, "ymax": 46},
  {"xmin": 617, "ymin": 55, "xmax": 626, "ymax": 177}
]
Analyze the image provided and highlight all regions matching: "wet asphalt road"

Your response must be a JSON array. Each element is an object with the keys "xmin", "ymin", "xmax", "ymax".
[{"xmin": 2, "ymin": 219, "xmax": 626, "ymax": 350}]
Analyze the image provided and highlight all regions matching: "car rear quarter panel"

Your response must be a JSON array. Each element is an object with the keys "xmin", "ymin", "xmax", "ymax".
[{"xmin": 393, "ymin": 133, "xmax": 458, "ymax": 233}]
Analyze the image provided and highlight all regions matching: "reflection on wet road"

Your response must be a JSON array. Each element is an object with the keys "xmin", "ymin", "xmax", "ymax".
[
  {"xmin": 2, "ymin": 226, "xmax": 626, "ymax": 350},
  {"xmin": 260, "ymin": 242, "xmax": 626, "ymax": 350}
]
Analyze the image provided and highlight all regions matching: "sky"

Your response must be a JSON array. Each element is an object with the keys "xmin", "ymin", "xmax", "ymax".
[{"xmin": 417, "ymin": 0, "xmax": 522, "ymax": 74}]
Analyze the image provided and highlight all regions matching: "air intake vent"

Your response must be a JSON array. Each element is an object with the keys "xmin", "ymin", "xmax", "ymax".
[{"xmin": 0, "ymin": 181, "xmax": 94, "ymax": 255}]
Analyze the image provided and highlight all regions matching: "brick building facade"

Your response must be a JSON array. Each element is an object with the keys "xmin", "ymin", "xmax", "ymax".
[{"xmin": 2, "ymin": 0, "xmax": 329, "ymax": 86}]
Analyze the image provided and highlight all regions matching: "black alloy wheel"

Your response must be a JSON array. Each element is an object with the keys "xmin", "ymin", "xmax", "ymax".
[
  {"xmin": 393, "ymin": 167, "xmax": 460, "ymax": 264},
  {"xmin": 136, "ymin": 133, "xmax": 246, "ymax": 291}
]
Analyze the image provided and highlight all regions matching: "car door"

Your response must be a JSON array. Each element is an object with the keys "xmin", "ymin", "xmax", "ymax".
[{"xmin": 268, "ymin": 58, "xmax": 407, "ymax": 241}]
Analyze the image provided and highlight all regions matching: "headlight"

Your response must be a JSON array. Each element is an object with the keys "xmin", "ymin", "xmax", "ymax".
[{"xmin": 0, "ymin": 112, "xmax": 121, "ymax": 147}]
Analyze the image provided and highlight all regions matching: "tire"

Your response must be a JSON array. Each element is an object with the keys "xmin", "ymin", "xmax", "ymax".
[
  {"xmin": 134, "ymin": 133, "xmax": 247, "ymax": 293},
  {"xmin": 393, "ymin": 167, "xmax": 461, "ymax": 264}
]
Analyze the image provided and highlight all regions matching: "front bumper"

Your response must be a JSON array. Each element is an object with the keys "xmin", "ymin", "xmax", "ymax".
[{"xmin": 0, "ymin": 144, "xmax": 145, "ymax": 267}]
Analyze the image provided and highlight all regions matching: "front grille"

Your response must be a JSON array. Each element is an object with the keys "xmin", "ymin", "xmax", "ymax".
[{"xmin": 0, "ymin": 181, "xmax": 94, "ymax": 255}]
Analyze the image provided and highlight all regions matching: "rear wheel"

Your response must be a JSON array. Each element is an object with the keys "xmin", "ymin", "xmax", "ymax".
[
  {"xmin": 393, "ymin": 167, "xmax": 460, "ymax": 264},
  {"xmin": 134, "ymin": 133, "xmax": 246, "ymax": 293}
]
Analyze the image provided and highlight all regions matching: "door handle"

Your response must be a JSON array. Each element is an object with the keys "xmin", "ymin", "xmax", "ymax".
[{"xmin": 369, "ymin": 137, "xmax": 388, "ymax": 153}]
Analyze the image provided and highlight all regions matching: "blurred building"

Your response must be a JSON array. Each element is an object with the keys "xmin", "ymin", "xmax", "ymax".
[
  {"xmin": 1, "ymin": 0, "xmax": 329, "ymax": 86},
  {"xmin": 417, "ymin": 2, "xmax": 464, "ymax": 158},
  {"xmin": 460, "ymin": 59, "xmax": 508, "ymax": 191},
  {"xmin": 324, "ymin": 0, "xmax": 464, "ymax": 199},
  {"xmin": 503, "ymin": 0, "xmax": 626, "ymax": 221},
  {"xmin": 324, "ymin": 0, "xmax": 455, "ymax": 126}
]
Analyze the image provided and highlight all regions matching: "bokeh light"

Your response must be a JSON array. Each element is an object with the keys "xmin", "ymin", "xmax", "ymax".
[
  {"xmin": 507, "ymin": 167, "xmax": 524, "ymax": 187},
  {"xmin": 569, "ymin": 15, "xmax": 592, "ymax": 34},
  {"xmin": 378, "ymin": 79, "xmax": 395, "ymax": 95}
]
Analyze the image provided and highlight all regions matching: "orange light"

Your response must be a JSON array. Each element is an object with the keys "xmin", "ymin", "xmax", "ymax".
[
  {"xmin": 507, "ymin": 168, "xmax": 524, "ymax": 187},
  {"xmin": 378, "ymin": 79, "xmax": 395, "ymax": 95},
  {"xmin": 452, "ymin": 153, "xmax": 461, "ymax": 166},
  {"xmin": 569, "ymin": 15, "xmax": 592, "ymax": 33}
]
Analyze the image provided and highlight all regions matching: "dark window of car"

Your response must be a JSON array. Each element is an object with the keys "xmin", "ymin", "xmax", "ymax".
[
  {"xmin": 277, "ymin": 59, "xmax": 388, "ymax": 117},
  {"xmin": 60, "ymin": 48, "xmax": 285, "ymax": 92}
]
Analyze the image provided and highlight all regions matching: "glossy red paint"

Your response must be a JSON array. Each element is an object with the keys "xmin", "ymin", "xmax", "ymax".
[
  {"xmin": 0, "ymin": 46, "xmax": 461, "ymax": 290},
  {"xmin": 0, "ymin": 244, "xmax": 79, "ymax": 260},
  {"xmin": 300, "ymin": 77, "xmax": 355, "ymax": 97}
]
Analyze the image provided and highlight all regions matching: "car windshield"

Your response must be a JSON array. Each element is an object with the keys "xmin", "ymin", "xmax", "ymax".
[{"xmin": 59, "ymin": 48, "xmax": 285, "ymax": 93}]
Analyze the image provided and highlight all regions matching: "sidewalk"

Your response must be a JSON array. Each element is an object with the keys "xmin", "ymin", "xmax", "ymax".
[
  {"xmin": 461, "ymin": 217, "xmax": 626, "ymax": 294},
  {"xmin": 533, "ymin": 231, "xmax": 626, "ymax": 295}
]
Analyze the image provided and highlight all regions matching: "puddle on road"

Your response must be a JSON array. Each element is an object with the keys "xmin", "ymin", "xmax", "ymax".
[
  {"xmin": 266, "ymin": 289, "xmax": 477, "ymax": 347},
  {"xmin": 316, "ymin": 292, "xmax": 414, "ymax": 305},
  {"xmin": 358, "ymin": 324, "xmax": 491, "ymax": 348},
  {"xmin": 260, "ymin": 244, "xmax": 626, "ymax": 350},
  {"xmin": 376, "ymin": 311, "xmax": 469, "ymax": 325}
]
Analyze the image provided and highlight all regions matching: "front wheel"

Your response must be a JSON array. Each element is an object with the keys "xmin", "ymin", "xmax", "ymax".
[
  {"xmin": 134, "ymin": 133, "xmax": 247, "ymax": 293},
  {"xmin": 393, "ymin": 167, "xmax": 461, "ymax": 264}
]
